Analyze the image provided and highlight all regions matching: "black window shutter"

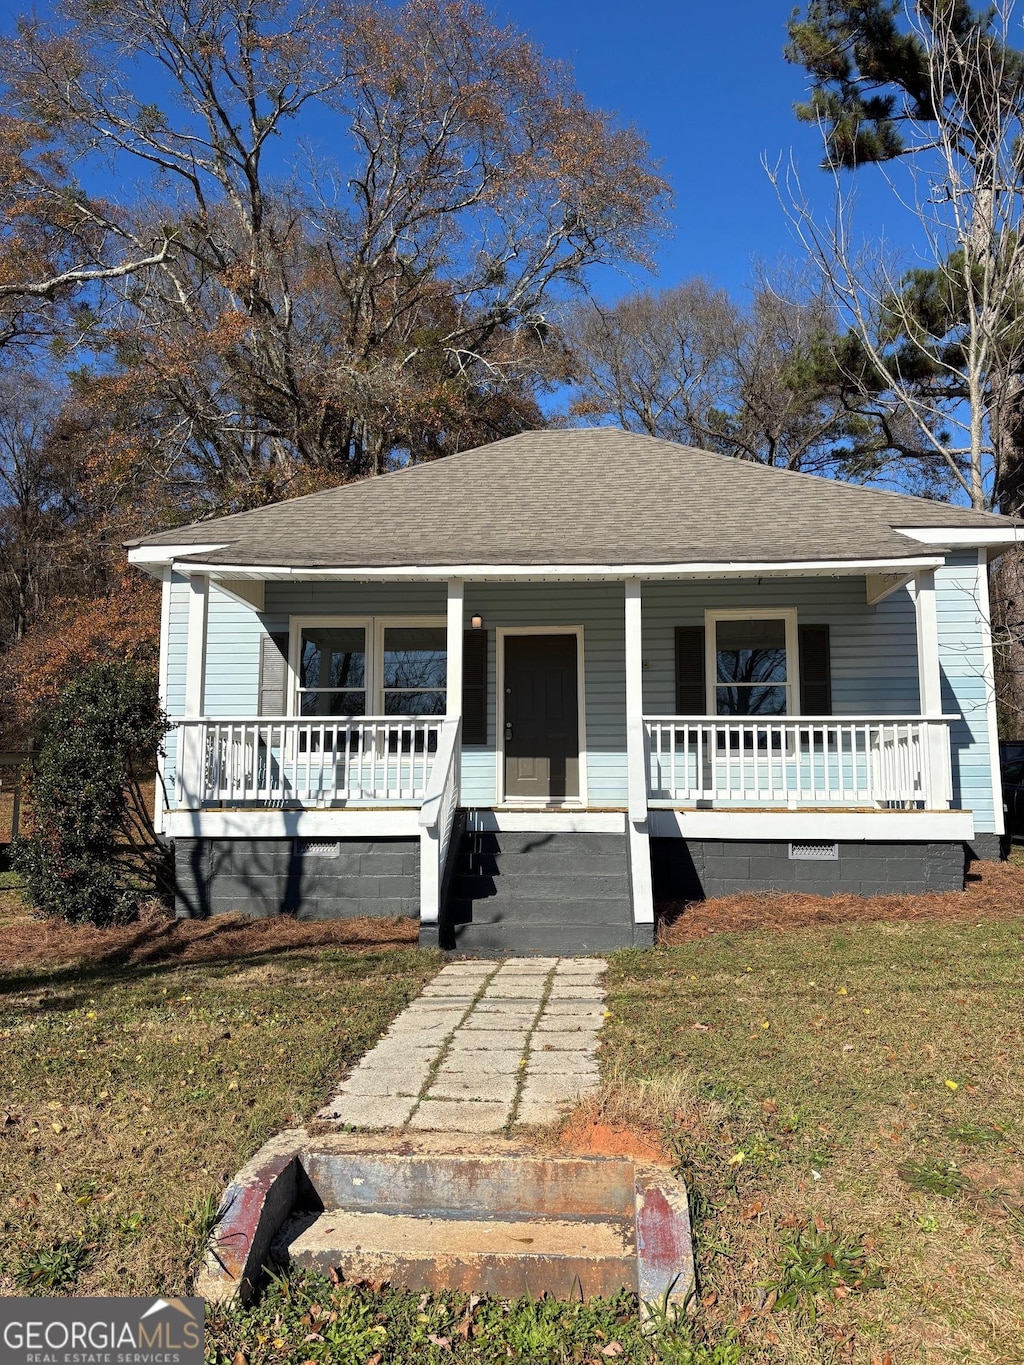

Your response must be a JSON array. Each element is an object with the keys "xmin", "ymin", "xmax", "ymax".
[
  {"xmin": 258, "ymin": 632, "xmax": 291, "ymax": 715},
  {"xmin": 798, "ymin": 624, "xmax": 832, "ymax": 715},
  {"xmin": 675, "ymin": 626, "xmax": 706, "ymax": 714},
  {"xmin": 462, "ymin": 630, "xmax": 488, "ymax": 744}
]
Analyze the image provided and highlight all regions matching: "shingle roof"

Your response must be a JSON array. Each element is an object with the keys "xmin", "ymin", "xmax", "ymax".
[{"xmin": 127, "ymin": 429, "xmax": 1021, "ymax": 568}]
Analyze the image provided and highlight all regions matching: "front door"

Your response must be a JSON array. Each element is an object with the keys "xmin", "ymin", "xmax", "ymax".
[{"xmin": 503, "ymin": 633, "xmax": 580, "ymax": 801}]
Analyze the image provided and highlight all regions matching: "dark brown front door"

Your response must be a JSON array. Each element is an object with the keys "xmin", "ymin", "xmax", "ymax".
[{"xmin": 503, "ymin": 633, "xmax": 580, "ymax": 801}]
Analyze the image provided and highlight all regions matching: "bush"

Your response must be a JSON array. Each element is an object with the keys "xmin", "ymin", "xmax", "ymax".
[{"xmin": 12, "ymin": 660, "xmax": 172, "ymax": 925}]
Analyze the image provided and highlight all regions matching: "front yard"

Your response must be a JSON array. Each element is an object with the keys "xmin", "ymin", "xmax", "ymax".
[
  {"xmin": 592, "ymin": 905, "xmax": 1024, "ymax": 1363},
  {"xmin": 0, "ymin": 891, "xmax": 436, "ymax": 1297},
  {"xmin": 1, "ymin": 865, "xmax": 1022, "ymax": 1364}
]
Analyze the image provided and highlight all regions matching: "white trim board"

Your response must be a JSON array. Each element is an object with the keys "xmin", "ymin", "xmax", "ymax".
[
  {"xmin": 139, "ymin": 555, "xmax": 947, "ymax": 581},
  {"xmin": 648, "ymin": 808, "xmax": 975, "ymax": 841},
  {"xmin": 495, "ymin": 625, "xmax": 589, "ymax": 806},
  {"xmin": 166, "ymin": 808, "xmax": 422, "ymax": 839},
  {"xmin": 896, "ymin": 526, "xmax": 1024, "ymax": 548}
]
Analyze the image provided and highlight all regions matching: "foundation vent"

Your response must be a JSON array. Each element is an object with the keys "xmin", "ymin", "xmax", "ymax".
[
  {"xmin": 296, "ymin": 839, "xmax": 340, "ymax": 858},
  {"xmin": 788, "ymin": 841, "xmax": 839, "ymax": 861}
]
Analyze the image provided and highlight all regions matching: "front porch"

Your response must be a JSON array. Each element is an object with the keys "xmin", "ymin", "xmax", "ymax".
[{"xmin": 159, "ymin": 560, "xmax": 992, "ymax": 942}]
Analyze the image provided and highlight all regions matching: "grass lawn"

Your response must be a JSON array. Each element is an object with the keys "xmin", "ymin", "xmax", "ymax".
[
  {"xmin": 592, "ymin": 909, "xmax": 1024, "ymax": 1364},
  {"xmin": 3, "ymin": 861, "xmax": 1023, "ymax": 1365},
  {"xmin": 0, "ymin": 888, "xmax": 437, "ymax": 1298}
]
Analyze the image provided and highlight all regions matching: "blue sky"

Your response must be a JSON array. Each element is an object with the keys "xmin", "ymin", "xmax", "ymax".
[{"xmin": 491, "ymin": 0, "xmax": 902, "ymax": 303}]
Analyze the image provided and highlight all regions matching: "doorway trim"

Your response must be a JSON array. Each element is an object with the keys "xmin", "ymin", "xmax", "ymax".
[{"xmin": 495, "ymin": 625, "xmax": 588, "ymax": 807}]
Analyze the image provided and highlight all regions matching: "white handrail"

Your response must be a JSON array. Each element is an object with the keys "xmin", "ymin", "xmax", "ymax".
[
  {"xmin": 418, "ymin": 716, "xmax": 462, "ymax": 928},
  {"xmin": 644, "ymin": 715, "xmax": 955, "ymax": 809}
]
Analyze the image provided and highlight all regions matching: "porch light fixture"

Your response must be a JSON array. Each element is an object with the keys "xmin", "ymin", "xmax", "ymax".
[{"xmin": 471, "ymin": 613, "xmax": 484, "ymax": 629}]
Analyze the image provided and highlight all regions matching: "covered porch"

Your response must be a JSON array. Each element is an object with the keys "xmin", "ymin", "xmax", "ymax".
[{"xmin": 161, "ymin": 558, "xmax": 982, "ymax": 930}]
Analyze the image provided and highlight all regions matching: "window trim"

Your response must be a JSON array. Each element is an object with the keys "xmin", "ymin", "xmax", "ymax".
[
  {"xmin": 704, "ymin": 607, "xmax": 800, "ymax": 717},
  {"xmin": 288, "ymin": 615, "xmax": 446, "ymax": 717}
]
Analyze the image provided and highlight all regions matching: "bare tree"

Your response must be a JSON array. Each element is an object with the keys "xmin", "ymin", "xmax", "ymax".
[
  {"xmin": 564, "ymin": 272, "xmax": 866, "ymax": 475},
  {"xmin": 4, "ymin": 0, "xmax": 669, "ymax": 507}
]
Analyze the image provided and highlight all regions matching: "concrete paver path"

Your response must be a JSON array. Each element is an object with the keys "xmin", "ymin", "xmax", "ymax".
[{"xmin": 318, "ymin": 958, "xmax": 607, "ymax": 1132}]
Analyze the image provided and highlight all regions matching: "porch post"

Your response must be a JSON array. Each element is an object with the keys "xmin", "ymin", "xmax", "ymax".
[
  {"xmin": 180, "ymin": 574, "xmax": 209, "ymax": 807},
  {"xmin": 625, "ymin": 579, "xmax": 654, "ymax": 938},
  {"xmin": 914, "ymin": 569, "xmax": 950, "ymax": 808},
  {"xmin": 446, "ymin": 578, "xmax": 464, "ymax": 718}
]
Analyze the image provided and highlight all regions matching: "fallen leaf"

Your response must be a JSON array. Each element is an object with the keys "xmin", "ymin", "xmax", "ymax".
[
  {"xmin": 739, "ymin": 1200, "xmax": 765, "ymax": 1221},
  {"xmin": 761, "ymin": 1099, "xmax": 778, "ymax": 1114},
  {"xmin": 427, "ymin": 1334, "xmax": 451, "ymax": 1349},
  {"xmin": 736, "ymin": 1304, "xmax": 754, "ymax": 1326},
  {"xmin": 600, "ymin": 1345, "xmax": 623, "ymax": 1357}
]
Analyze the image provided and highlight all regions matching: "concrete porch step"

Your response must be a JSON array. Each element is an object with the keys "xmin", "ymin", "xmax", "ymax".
[
  {"xmin": 277, "ymin": 1207, "xmax": 636, "ymax": 1299},
  {"xmin": 450, "ymin": 872, "xmax": 630, "ymax": 900}
]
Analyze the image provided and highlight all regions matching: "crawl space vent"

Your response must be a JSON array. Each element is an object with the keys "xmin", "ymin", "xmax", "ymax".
[
  {"xmin": 788, "ymin": 841, "xmax": 839, "ymax": 862},
  {"xmin": 296, "ymin": 839, "xmax": 340, "ymax": 858}
]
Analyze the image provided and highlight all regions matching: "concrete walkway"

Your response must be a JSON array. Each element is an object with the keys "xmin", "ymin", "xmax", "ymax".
[{"xmin": 318, "ymin": 958, "xmax": 607, "ymax": 1133}]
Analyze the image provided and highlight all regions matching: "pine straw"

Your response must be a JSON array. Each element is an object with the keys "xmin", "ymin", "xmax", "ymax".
[
  {"xmin": 0, "ymin": 895, "xmax": 418, "ymax": 973},
  {"xmin": 657, "ymin": 857, "xmax": 1024, "ymax": 944}
]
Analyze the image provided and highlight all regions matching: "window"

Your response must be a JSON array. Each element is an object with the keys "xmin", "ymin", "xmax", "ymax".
[
  {"xmin": 382, "ymin": 626, "xmax": 447, "ymax": 716},
  {"xmin": 297, "ymin": 626, "xmax": 366, "ymax": 716},
  {"xmin": 289, "ymin": 617, "xmax": 447, "ymax": 716},
  {"xmin": 706, "ymin": 611, "xmax": 797, "ymax": 716}
]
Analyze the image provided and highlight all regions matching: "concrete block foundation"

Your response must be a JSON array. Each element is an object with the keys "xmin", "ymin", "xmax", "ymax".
[
  {"xmin": 651, "ymin": 837, "xmax": 968, "ymax": 902},
  {"xmin": 174, "ymin": 836, "xmax": 419, "ymax": 920}
]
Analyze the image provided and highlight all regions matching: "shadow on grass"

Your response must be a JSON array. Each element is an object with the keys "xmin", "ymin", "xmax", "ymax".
[{"xmin": 0, "ymin": 910, "xmax": 424, "ymax": 1011}]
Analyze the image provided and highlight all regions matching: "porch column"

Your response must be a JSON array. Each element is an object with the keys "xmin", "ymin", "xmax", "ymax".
[
  {"xmin": 625, "ymin": 579, "xmax": 654, "ymax": 936},
  {"xmin": 914, "ymin": 569, "xmax": 951, "ymax": 808},
  {"xmin": 446, "ymin": 578, "xmax": 464, "ymax": 718},
  {"xmin": 180, "ymin": 574, "xmax": 209, "ymax": 807}
]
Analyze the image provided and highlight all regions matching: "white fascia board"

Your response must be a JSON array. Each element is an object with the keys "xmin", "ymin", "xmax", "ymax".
[
  {"xmin": 166, "ymin": 808, "xmax": 422, "ymax": 839},
  {"xmin": 648, "ymin": 808, "xmax": 975, "ymax": 841},
  {"xmin": 162, "ymin": 555, "xmax": 946, "ymax": 583},
  {"xmin": 128, "ymin": 543, "xmax": 232, "ymax": 570},
  {"xmin": 895, "ymin": 526, "xmax": 1024, "ymax": 548}
]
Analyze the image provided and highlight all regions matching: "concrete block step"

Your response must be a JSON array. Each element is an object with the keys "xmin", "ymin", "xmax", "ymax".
[
  {"xmin": 279, "ymin": 1208, "xmax": 635, "ymax": 1299},
  {"xmin": 464, "ymin": 833, "xmax": 628, "ymax": 857},
  {"xmin": 451, "ymin": 872, "xmax": 630, "ymax": 901},
  {"xmin": 448, "ymin": 899, "xmax": 632, "ymax": 927},
  {"xmin": 458, "ymin": 851, "xmax": 633, "ymax": 873},
  {"xmin": 446, "ymin": 923, "xmax": 638, "ymax": 953}
]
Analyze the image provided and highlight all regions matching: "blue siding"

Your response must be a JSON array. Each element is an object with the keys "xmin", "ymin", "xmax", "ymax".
[
  {"xmin": 162, "ymin": 563, "xmax": 997, "ymax": 825},
  {"xmin": 640, "ymin": 577, "xmax": 920, "ymax": 716},
  {"xmin": 937, "ymin": 552, "xmax": 996, "ymax": 830}
]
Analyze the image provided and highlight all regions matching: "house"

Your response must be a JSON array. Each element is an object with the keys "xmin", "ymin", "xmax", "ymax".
[{"xmin": 126, "ymin": 429, "xmax": 1022, "ymax": 953}]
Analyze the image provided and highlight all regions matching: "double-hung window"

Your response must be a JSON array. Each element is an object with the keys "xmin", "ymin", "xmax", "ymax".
[{"xmin": 706, "ymin": 610, "xmax": 797, "ymax": 716}]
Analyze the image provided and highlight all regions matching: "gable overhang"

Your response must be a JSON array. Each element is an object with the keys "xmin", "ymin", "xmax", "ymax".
[
  {"xmin": 896, "ymin": 525, "xmax": 1024, "ymax": 554},
  {"xmin": 135, "ymin": 553, "xmax": 947, "ymax": 584}
]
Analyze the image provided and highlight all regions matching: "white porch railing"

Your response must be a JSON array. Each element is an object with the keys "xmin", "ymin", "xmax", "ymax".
[
  {"xmin": 176, "ymin": 716, "xmax": 444, "ymax": 807},
  {"xmin": 644, "ymin": 716, "xmax": 954, "ymax": 809},
  {"xmin": 418, "ymin": 716, "xmax": 462, "ymax": 927}
]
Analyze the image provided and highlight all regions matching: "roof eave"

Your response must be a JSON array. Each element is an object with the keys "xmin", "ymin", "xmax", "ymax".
[{"xmin": 146, "ymin": 553, "xmax": 949, "ymax": 582}]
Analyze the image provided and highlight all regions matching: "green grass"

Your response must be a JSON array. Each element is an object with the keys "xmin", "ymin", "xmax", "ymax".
[
  {"xmin": 0, "ymin": 940, "xmax": 437, "ymax": 1296},
  {"xmin": 595, "ymin": 917, "xmax": 1024, "ymax": 1365},
  {"xmin": 205, "ymin": 1272, "xmax": 742, "ymax": 1365}
]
